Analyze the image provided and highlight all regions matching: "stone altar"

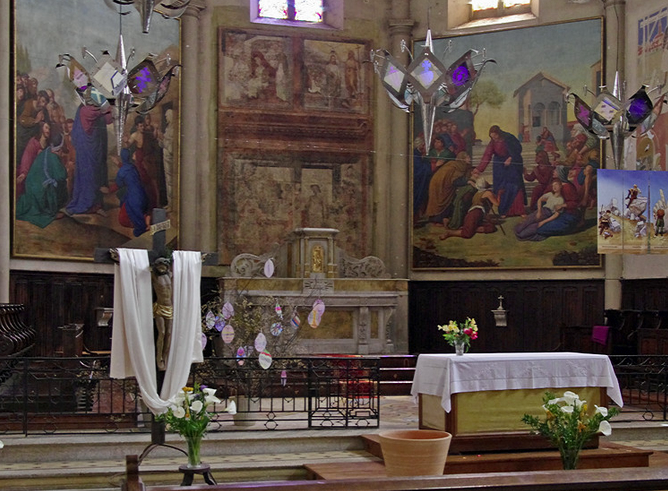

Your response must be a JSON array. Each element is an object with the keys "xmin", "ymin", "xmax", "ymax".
[{"xmin": 219, "ymin": 228, "xmax": 408, "ymax": 355}]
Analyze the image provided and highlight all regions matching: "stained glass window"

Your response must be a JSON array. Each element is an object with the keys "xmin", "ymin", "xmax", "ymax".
[{"xmin": 258, "ymin": 0, "xmax": 323, "ymax": 23}]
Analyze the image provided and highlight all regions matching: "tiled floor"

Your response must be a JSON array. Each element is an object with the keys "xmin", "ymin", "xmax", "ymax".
[{"xmin": 2, "ymin": 395, "xmax": 668, "ymax": 490}]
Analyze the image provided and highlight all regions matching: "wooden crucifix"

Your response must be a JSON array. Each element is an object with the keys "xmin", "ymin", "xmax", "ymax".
[{"xmin": 94, "ymin": 208, "xmax": 217, "ymax": 453}]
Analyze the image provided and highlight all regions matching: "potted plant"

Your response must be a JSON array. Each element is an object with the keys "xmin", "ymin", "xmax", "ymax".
[
  {"xmin": 521, "ymin": 390, "xmax": 619, "ymax": 469},
  {"xmin": 156, "ymin": 384, "xmax": 235, "ymax": 467}
]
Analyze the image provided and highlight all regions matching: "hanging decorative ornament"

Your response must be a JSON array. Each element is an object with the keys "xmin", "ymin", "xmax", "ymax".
[
  {"xmin": 291, "ymin": 313, "xmax": 301, "ymax": 329},
  {"xmin": 222, "ymin": 324, "xmax": 235, "ymax": 344},
  {"xmin": 57, "ymin": 1, "xmax": 182, "ymax": 155},
  {"xmin": 236, "ymin": 346, "xmax": 246, "ymax": 366},
  {"xmin": 281, "ymin": 370, "xmax": 287, "ymax": 386},
  {"xmin": 258, "ymin": 351, "xmax": 273, "ymax": 370},
  {"xmin": 370, "ymin": 21, "xmax": 495, "ymax": 150},
  {"xmin": 308, "ymin": 299, "xmax": 326, "ymax": 328},
  {"xmin": 106, "ymin": 0, "xmax": 191, "ymax": 34},
  {"xmin": 254, "ymin": 332, "xmax": 267, "ymax": 352},
  {"xmin": 275, "ymin": 301, "xmax": 283, "ymax": 319},
  {"xmin": 222, "ymin": 301, "xmax": 234, "ymax": 320},
  {"xmin": 567, "ymin": 71, "xmax": 665, "ymax": 168},
  {"xmin": 205, "ymin": 310, "xmax": 216, "ymax": 329},
  {"xmin": 214, "ymin": 316, "xmax": 225, "ymax": 332},
  {"xmin": 270, "ymin": 322, "xmax": 283, "ymax": 336},
  {"xmin": 264, "ymin": 259, "xmax": 275, "ymax": 278},
  {"xmin": 200, "ymin": 332, "xmax": 207, "ymax": 350}
]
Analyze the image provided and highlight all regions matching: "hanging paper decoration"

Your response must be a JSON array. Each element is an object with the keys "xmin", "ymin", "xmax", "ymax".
[
  {"xmin": 258, "ymin": 351, "xmax": 273, "ymax": 370},
  {"xmin": 236, "ymin": 346, "xmax": 246, "ymax": 366},
  {"xmin": 222, "ymin": 301, "xmax": 234, "ymax": 320},
  {"xmin": 214, "ymin": 316, "xmax": 225, "ymax": 332},
  {"xmin": 205, "ymin": 310, "xmax": 216, "ymax": 329},
  {"xmin": 308, "ymin": 299, "xmax": 326, "ymax": 328},
  {"xmin": 281, "ymin": 370, "xmax": 287, "ymax": 386},
  {"xmin": 275, "ymin": 301, "xmax": 283, "ymax": 319},
  {"xmin": 291, "ymin": 314, "xmax": 301, "ymax": 329},
  {"xmin": 254, "ymin": 332, "xmax": 267, "ymax": 352},
  {"xmin": 201, "ymin": 332, "xmax": 207, "ymax": 350},
  {"xmin": 222, "ymin": 324, "xmax": 235, "ymax": 344},
  {"xmin": 270, "ymin": 322, "xmax": 283, "ymax": 336},
  {"xmin": 264, "ymin": 259, "xmax": 275, "ymax": 278}
]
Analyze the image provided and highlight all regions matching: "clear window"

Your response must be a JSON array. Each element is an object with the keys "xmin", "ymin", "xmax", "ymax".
[{"xmin": 471, "ymin": 0, "xmax": 531, "ymax": 20}]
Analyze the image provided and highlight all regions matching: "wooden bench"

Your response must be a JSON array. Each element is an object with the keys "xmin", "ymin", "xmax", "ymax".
[{"xmin": 141, "ymin": 466, "xmax": 668, "ymax": 491}]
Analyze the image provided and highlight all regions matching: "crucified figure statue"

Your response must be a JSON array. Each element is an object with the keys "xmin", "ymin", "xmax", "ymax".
[{"xmin": 151, "ymin": 257, "xmax": 173, "ymax": 371}]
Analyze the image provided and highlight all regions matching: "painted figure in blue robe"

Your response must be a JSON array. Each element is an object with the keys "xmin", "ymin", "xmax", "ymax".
[
  {"xmin": 65, "ymin": 102, "xmax": 113, "ymax": 215},
  {"xmin": 102, "ymin": 148, "xmax": 149, "ymax": 237},
  {"xmin": 16, "ymin": 136, "xmax": 68, "ymax": 228}
]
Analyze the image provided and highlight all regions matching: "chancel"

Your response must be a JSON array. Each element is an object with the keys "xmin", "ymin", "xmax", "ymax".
[{"xmin": 5, "ymin": 0, "xmax": 668, "ymax": 490}]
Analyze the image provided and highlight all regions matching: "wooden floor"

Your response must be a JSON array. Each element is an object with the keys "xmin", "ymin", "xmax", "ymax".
[{"xmin": 304, "ymin": 436, "xmax": 664, "ymax": 481}]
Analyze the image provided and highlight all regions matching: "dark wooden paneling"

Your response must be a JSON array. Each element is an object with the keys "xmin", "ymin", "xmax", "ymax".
[
  {"xmin": 622, "ymin": 279, "xmax": 668, "ymax": 310},
  {"xmin": 409, "ymin": 280, "xmax": 605, "ymax": 355},
  {"xmin": 10, "ymin": 271, "xmax": 115, "ymax": 356},
  {"xmin": 9, "ymin": 271, "xmax": 221, "ymax": 357}
]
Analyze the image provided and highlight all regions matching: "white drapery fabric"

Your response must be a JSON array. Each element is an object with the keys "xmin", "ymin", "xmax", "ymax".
[{"xmin": 109, "ymin": 248, "xmax": 203, "ymax": 414}]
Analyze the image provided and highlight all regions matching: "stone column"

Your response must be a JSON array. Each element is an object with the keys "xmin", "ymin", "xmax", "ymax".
[
  {"xmin": 179, "ymin": 0, "xmax": 206, "ymax": 251},
  {"xmin": 0, "ymin": 0, "xmax": 10, "ymax": 302},
  {"xmin": 387, "ymin": 0, "xmax": 414, "ymax": 278},
  {"xmin": 603, "ymin": 0, "xmax": 625, "ymax": 310}
]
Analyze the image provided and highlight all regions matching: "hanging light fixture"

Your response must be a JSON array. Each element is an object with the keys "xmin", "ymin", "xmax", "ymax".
[
  {"xmin": 105, "ymin": 0, "xmax": 191, "ymax": 34},
  {"xmin": 56, "ymin": 2, "xmax": 181, "ymax": 154},
  {"xmin": 567, "ymin": 72, "xmax": 664, "ymax": 167},
  {"xmin": 370, "ymin": 25, "xmax": 495, "ymax": 149}
]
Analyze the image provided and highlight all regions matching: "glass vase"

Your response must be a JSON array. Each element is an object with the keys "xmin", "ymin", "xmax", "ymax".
[
  {"xmin": 454, "ymin": 339, "xmax": 466, "ymax": 356},
  {"xmin": 185, "ymin": 433, "xmax": 203, "ymax": 468},
  {"xmin": 560, "ymin": 446, "xmax": 580, "ymax": 470}
]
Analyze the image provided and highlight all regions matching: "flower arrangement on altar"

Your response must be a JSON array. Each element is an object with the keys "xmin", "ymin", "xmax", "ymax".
[
  {"xmin": 521, "ymin": 390, "xmax": 619, "ymax": 470},
  {"xmin": 437, "ymin": 317, "xmax": 478, "ymax": 354},
  {"xmin": 157, "ymin": 384, "xmax": 236, "ymax": 467}
]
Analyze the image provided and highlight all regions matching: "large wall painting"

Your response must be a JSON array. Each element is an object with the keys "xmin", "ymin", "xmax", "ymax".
[
  {"xmin": 411, "ymin": 18, "xmax": 603, "ymax": 270},
  {"xmin": 12, "ymin": 0, "xmax": 180, "ymax": 261},
  {"xmin": 218, "ymin": 29, "xmax": 373, "ymax": 264},
  {"xmin": 218, "ymin": 154, "xmax": 372, "ymax": 264}
]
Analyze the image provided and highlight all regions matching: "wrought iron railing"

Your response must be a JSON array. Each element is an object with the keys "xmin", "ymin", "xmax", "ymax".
[
  {"xmin": 609, "ymin": 355, "xmax": 668, "ymax": 421},
  {"xmin": 0, "ymin": 355, "xmax": 380, "ymax": 435}
]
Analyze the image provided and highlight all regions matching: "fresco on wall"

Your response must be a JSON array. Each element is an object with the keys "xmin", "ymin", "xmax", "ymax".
[
  {"xmin": 218, "ymin": 29, "xmax": 373, "ymax": 264},
  {"xmin": 411, "ymin": 18, "xmax": 603, "ymax": 270},
  {"xmin": 217, "ymin": 155, "xmax": 372, "ymax": 264},
  {"xmin": 12, "ymin": 0, "xmax": 180, "ymax": 261}
]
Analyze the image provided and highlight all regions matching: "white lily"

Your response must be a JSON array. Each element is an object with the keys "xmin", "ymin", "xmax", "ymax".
[
  {"xmin": 560, "ymin": 405, "xmax": 574, "ymax": 414},
  {"xmin": 562, "ymin": 391, "xmax": 579, "ymax": 405},
  {"xmin": 0, "ymin": 440, "xmax": 4, "ymax": 449},
  {"xmin": 205, "ymin": 394, "xmax": 222, "ymax": 405},
  {"xmin": 598, "ymin": 420, "xmax": 612, "ymax": 436},
  {"xmin": 226, "ymin": 400, "xmax": 237, "ymax": 415},
  {"xmin": 594, "ymin": 405, "xmax": 608, "ymax": 417},
  {"xmin": 191, "ymin": 400, "xmax": 204, "ymax": 413},
  {"xmin": 202, "ymin": 388, "xmax": 218, "ymax": 398},
  {"xmin": 173, "ymin": 406, "xmax": 186, "ymax": 418}
]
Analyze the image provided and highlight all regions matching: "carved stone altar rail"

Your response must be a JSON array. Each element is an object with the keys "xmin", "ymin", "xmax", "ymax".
[{"xmin": 219, "ymin": 278, "xmax": 408, "ymax": 355}]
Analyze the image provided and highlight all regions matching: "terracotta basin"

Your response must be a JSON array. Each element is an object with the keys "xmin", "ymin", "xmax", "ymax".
[{"xmin": 378, "ymin": 429, "xmax": 452, "ymax": 477}]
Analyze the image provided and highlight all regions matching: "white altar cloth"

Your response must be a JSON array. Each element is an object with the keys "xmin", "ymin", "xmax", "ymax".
[{"xmin": 410, "ymin": 352, "xmax": 624, "ymax": 413}]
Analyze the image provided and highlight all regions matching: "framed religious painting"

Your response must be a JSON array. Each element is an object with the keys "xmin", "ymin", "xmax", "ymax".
[
  {"xmin": 411, "ymin": 18, "xmax": 604, "ymax": 270},
  {"xmin": 12, "ymin": 0, "xmax": 181, "ymax": 261}
]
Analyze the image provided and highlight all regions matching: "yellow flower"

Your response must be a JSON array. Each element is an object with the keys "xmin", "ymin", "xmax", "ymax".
[{"xmin": 183, "ymin": 386, "xmax": 194, "ymax": 393}]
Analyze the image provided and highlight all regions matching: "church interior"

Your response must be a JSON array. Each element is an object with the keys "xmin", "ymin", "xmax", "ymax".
[{"xmin": 3, "ymin": 0, "xmax": 668, "ymax": 489}]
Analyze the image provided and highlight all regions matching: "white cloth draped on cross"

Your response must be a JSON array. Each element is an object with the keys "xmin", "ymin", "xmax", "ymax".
[{"xmin": 109, "ymin": 248, "xmax": 204, "ymax": 415}]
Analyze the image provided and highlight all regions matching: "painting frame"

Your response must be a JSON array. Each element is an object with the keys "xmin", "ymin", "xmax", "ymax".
[
  {"xmin": 11, "ymin": 0, "xmax": 181, "ymax": 261},
  {"xmin": 410, "ymin": 18, "xmax": 605, "ymax": 271}
]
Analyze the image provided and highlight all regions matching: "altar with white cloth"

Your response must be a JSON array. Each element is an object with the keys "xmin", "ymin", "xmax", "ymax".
[{"xmin": 410, "ymin": 352, "xmax": 624, "ymax": 452}]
